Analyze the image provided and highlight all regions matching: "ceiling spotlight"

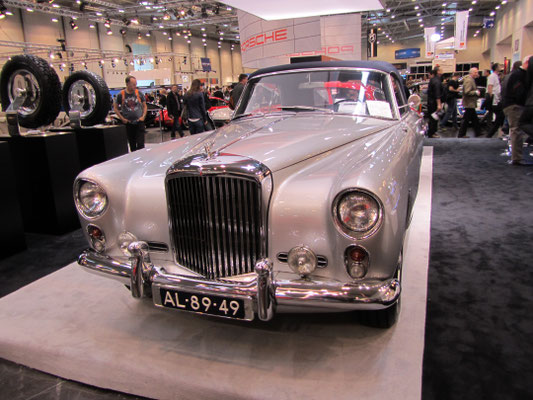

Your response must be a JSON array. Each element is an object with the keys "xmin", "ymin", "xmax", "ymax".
[
  {"xmin": 106, "ymin": 28, "xmax": 112, "ymax": 35},
  {"xmin": 120, "ymin": 28, "xmax": 126, "ymax": 35},
  {"xmin": 179, "ymin": 9, "xmax": 186, "ymax": 16},
  {"xmin": 495, "ymin": 5, "xmax": 500, "ymax": 9},
  {"xmin": 138, "ymin": 32, "xmax": 142, "ymax": 39},
  {"xmin": 203, "ymin": 43, "xmax": 207, "ymax": 46},
  {"xmin": 70, "ymin": 20, "xmax": 78, "ymax": 30},
  {"xmin": 442, "ymin": 10, "xmax": 446, "ymax": 14},
  {"xmin": 96, "ymin": 12, "xmax": 103, "ymax": 16},
  {"xmin": 51, "ymin": 18, "xmax": 58, "ymax": 22},
  {"xmin": 168, "ymin": 36, "xmax": 172, "ymax": 40},
  {"xmin": 472, "ymin": 0, "xmax": 477, "ymax": 4},
  {"xmin": 176, "ymin": 32, "xmax": 181, "ymax": 36},
  {"xmin": 118, "ymin": 9, "xmax": 124, "ymax": 13},
  {"xmin": 159, "ymin": 24, "xmax": 164, "ymax": 28},
  {"xmin": 163, "ymin": 13, "xmax": 170, "ymax": 20},
  {"xmin": 163, "ymin": 31, "xmax": 167, "ymax": 35},
  {"xmin": 443, "ymin": 3, "xmax": 447, "ymax": 6},
  {"xmin": 49, "ymin": 51, "xmax": 54, "ymax": 59},
  {"xmin": 202, "ymin": 33, "xmax": 207, "ymax": 37},
  {"xmin": 146, "ymin": 32, "xmax": 151, "ymax": 36},
  {"xmin": 490, "ymin": 11, "xmax": 495, "ymax": 16},
  {"xmin": 418, "ymin": 18, "xmax": 422, "ymax": 22},
  {"xmin": 201, "ymin": 27, "xmax": 206, "ymax": 31},
  {"xmin": 131, "ymin": 17, "xmax": 139, "ymax": 24},
  {"xmin": 202, "ymin": 38, "xmax": 206, "ymax": 42},
  {"xmin": 386, "ymin": 8, "xmax": 390, "ymax": 12},
  {"xmin": 417, "ymin": 12, "xmax": 421, "ymax": 16},
  {"xmin": 469, "ymin": 8, "xmax": 473, "ymax": 12},
  {"xmin": 414, "ymin": 6, "xmax": 419, "ymax": 10},
  {"xmin": 502, "ymin": 0, "xmax": 507, "ymax": 4},
  {"xmin": 226, "ymin": 6, "xmax": 232, "ymax": 11},
  {"xmin": 187, "ymin": 40, "xmax": 191, "ymax": 43},
  {"xmin": 218, "ymin": 45, "xmax": 221, "ymax": 48},
  {"xmin": 391, "ymin": 15, "xmax": 395, "ymax": 19},
  {"xmin": 104, "ymin": 19, "xmax": 111, "ymax": 28}
]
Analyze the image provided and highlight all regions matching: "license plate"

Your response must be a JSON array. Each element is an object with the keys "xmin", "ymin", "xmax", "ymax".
[{"xmin": 160, "ymin": 288, "xmax": 247, "ymax": 320}]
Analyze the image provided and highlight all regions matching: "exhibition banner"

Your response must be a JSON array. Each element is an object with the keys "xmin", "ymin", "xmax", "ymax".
[
  {"xmin": 455, "ymin": 11, "xmax": 469, "ymax": 50},
  {"xmin": 368, "ymin": 28, "xmax": 378, "ymax": 58},
  {"xmin": 424, "ymin": 27, "xmax": 437, "ymax": 58},
  {"xmin": 237, "ymin": 11, "xmax": 361, "ymax": 68},
  {"xmin": 395, "ymin": 48, "xmax": 420, "ymax": 59},
  {"xmin": 201, "ymin": 58, "xmax": 212, "ymax": 72}
]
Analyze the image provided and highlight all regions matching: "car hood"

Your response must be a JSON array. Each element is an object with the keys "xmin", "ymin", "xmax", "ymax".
[{"xmin": 85, "ymin": 113, "xmax": 394, "ymax": 180}]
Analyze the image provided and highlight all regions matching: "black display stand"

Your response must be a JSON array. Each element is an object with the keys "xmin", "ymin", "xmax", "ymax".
[
  {"xmin": 0, "ymin": 132, "xmax": 81, "ymax": 234},
  {"xmin": 48, "ymin": 125, "xmax": 129, "ymax": 171},
  {"xmin": 0, "ymin": 142, "xmax": 26, "ymax": 257},
  {"xmin": 74, "ymin": 125, "xmax": 128, "ymax": 170}
]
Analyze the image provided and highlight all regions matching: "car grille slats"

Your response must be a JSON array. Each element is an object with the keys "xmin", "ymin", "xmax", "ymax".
[{"xmin": 167, "ymin": 175, "xmax": 263, "ymax": 279}]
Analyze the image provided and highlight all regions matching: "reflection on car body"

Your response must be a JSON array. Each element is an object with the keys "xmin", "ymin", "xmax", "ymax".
[{"xmin": 75, "ymin": 61, "xmax": 425, "ymax": 328}]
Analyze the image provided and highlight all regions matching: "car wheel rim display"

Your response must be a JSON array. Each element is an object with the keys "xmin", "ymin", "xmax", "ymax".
[
  {"xmin": 68, "ymin": 79, "xmax": 97, "ymax": 117},
  {"xmin": 7, "ymin": 69, "xmax": 40, "ymax": 116}
]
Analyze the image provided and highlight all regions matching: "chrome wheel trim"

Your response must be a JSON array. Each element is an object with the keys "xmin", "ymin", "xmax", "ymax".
[
  {"xmin": 7, "ymin": 69, "xmax": 40, "ymax": 116},
  {"xmin": 68, "ymin": 79, "xmax": 97, "ymax": 117}
]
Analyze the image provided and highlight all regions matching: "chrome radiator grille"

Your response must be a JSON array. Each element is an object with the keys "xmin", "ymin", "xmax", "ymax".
[{"xmin": 166, "ymin": 175, "xmax": 263, "ymax": 279}]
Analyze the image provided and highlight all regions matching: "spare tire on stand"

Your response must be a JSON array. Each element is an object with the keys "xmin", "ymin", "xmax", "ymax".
[
  {"xmin": 0, "ymin": 55, "xmax": 62, "ymax": 128},
  {"xmin": 62, "ymin": 70, "xmax": 111, "ymax": 126}
]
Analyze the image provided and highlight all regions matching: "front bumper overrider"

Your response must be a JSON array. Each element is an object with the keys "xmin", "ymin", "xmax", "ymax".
[{"xmin": 78, "ymin": 242, "xmax": 400, "ymax": 321}]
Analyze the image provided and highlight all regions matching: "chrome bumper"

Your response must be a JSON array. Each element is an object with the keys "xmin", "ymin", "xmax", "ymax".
[{"xmin": 78, "ymin": 242, "xmax": 401, "ymax": 321}]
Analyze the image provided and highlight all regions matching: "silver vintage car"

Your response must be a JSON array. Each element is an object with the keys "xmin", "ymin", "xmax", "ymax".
[{"xmin": 76, "ymin": 61, "xmax": 425, "ymax": 328}]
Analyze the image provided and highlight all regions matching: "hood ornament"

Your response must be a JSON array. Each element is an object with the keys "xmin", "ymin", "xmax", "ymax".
[{"xmin": 204, "ymin": 142, "xmax": 216, "ymax": 159}]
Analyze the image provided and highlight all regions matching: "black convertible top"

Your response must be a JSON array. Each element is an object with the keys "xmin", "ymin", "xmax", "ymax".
[{"xmin": 248, "ymin": 60, "xmax": 402, "ymax": 80}]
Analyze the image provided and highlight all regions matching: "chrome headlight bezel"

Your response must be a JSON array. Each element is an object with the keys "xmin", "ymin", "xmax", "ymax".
[
  {"xmin": 332, "ymin": 188, "xmax": 383, "ymax": 239},
  {"xmin": 74, "ymin": 178, "xmax": 108, "ymax": 219}
]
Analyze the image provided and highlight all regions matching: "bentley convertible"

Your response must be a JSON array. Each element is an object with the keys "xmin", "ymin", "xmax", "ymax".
[{"xmin": 76, "ymin": 61, "xmax": 425, "ymax": 328}]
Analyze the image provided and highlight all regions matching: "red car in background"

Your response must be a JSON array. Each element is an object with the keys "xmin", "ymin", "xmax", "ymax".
[{"xmin": 154, "ymin": 96, "xmax": 230, "ymax": 130}]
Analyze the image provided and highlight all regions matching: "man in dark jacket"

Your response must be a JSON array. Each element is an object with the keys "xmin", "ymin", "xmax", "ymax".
[
  {"xmin": 167, "ymin": 84, "xmax": 184, "ymax": 138},
  {"xmin": 503, "ymin": 55, "xmax": 531, "ymax": 165},
  {"xmin": 440, "ymin": 73, "xmax": 461, "ymax": 129},
  {"xmin": 518, "ymin": 56, "xmax": 533, "ymax": 140},
  {"xmin": 230, "ymin": 73, "xmax": 248, "ymax": 110},
  {"xmin": 427, "ymin": 66, "xmax": 443, "ymax": 138}
]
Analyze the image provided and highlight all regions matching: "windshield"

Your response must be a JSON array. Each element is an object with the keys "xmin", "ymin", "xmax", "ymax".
[{"xmin": 235, "ymin": 69, "xmax": 396, "ymax": 120}]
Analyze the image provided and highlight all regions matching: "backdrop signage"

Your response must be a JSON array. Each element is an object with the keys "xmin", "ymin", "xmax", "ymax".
[
  {"xmin": 368, "ymin": 28, "xmax": 378, "ymax": 58},
  {"xmin": 237, "ymin": 10, "xmax": 361, "ymax": 68},
  {"xmin": 455, "ymin": 10, "xmax": 469, "ymax": 50},
  {"xmin": 424, "ymin": 27, "xmax": 437, "ymax": 58},
  {"xmin": 483, "ymin": 17, "xmax": 495, "ymax": 29},
  {"xmin": 395, "ymin": 48, "xmax": 420, "ymax": 59}
]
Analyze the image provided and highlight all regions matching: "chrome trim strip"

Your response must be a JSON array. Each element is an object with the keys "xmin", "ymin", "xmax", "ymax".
[{"xmin": 78, "ymin": 248, "xmax": 401, "ymax": 318}]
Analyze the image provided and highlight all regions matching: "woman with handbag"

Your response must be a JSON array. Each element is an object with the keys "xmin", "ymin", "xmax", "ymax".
[{"xmin": 183, "ymin": 79, "xmax": 207, "ymax": 135}]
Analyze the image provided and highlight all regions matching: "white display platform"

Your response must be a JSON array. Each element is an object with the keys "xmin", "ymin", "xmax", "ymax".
[{"xmin": 0, "ymin": 147, "xmax": 433, "ymax": 400}]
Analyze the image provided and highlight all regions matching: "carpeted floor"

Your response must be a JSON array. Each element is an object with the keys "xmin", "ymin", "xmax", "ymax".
[{"xmin": 422, "ymin": 138, "xmax": 533, "ymax": 399}]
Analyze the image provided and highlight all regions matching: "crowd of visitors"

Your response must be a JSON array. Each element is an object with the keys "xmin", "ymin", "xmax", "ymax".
[
  {"xmin": 422, "ymin": 55, "xmax": 533, "ymax": 166},
  {"xmin": 113, "ymin": 76, "xmax": 245, "ymax": 151}
]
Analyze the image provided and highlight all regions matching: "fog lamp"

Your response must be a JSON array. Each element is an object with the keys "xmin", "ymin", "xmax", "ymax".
[
  {"xmin": 118, "ymin": 231, "xmax": 138, "ymax": 256},
  {"xmin": 87, "ymin": 224, "xmax": 105, "ymax": 253},
  {"xmin": 345, "ymin": 246, "xmax": 369, "ymax": 279},
  {"xmin": 287, "ymin": 246, "xmax": 317, "ymax": 277}
]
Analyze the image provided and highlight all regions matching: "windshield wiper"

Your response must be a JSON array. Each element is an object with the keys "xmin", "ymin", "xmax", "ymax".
[
  {"xmin": 279, "ymin": 106, "xmax": 334, "ymax": 113},
  {"xmin": 233, "ymin": 112, "xmax": 265, "ymax": 120}
]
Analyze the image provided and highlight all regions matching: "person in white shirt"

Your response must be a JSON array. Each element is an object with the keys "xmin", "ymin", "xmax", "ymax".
[{"xmin": 486, "ymin": 63, "xmax": 504, "ymax": 137}]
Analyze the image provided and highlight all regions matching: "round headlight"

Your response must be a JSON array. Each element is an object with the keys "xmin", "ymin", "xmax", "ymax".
[
  {"xmin": 75, "ymin": 179, "xmax": 108, "ymax": 218},
  {"xmin": 287, "ymin": 246, "xmax": 317, "ymax": 276},
  {"xmin": 335, "ymin": 190, "xmax": 381, "ymax": 235}
]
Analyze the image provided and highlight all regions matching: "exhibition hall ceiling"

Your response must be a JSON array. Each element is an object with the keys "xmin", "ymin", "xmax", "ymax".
[{"xmin": 0, "ymin": 0, "xmax": 510, "ymax": 45}]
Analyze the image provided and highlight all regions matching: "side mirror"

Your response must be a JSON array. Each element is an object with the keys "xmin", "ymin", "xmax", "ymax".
[{"xmin": 408, "ymin": 94, "xmax": 421, "ymax": 109}]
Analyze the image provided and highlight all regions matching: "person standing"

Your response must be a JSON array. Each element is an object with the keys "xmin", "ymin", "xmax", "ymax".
[
  {"xmin": 440, "ymin": 73, "xmax": 461, "ymax": 129},
  {"xmin": 486, "ymin": 63, "xmax": 505, "ymax": 138},
  {"xmin": 114, "ymin": 75, "xmax": 147, "ymax": 152},
  {"xmin": 183, "ymin": 79, "xmax": 207, "ymax": 135},
  {"xmin": 518, "ymin": 56, "xmax": 533, "ymax": 139},
  {"xmin": 503, "ymin": 55, "xmax": 531, "ymax": 165},
  {"xmin": 230, "ymin": 73, "xmax": 248, "ymax": 110},
  {"xmin": 427, "ymin": 66, "xmax": 443, "ymax": 138},
  {"xmin": 458, "ymin": 68, "xmax": 482, "ymax": 138},
  {"xmin": 167, "ymin": 84, "xmax": 184, "ymax": 139}
]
